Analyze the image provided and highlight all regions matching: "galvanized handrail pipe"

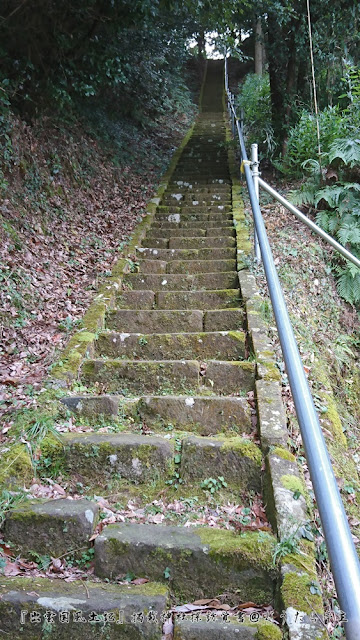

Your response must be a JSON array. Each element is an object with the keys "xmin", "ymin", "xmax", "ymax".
[
  {"xmin": 237, "ymin": 119, "xmax": 360, "ymax": 640},
  {"xmin": 223, "ymin": 56, "xmax": 360, "ymax": 639},
  {"xmin": 258, "ymin": 177, "xmax": 360, "ymax": 269}
]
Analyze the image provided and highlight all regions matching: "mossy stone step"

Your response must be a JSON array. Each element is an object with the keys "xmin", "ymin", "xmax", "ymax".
[
  {"xmin": 168, "ymin": 237, "xmax": 235, "ymax": 249},
  {"xmin": 123, "ymin": 272, "xmax": 238, "ymax": 292},
  {"xmin": 4, "ymin": 498, "xmax": 99, "ymax": 558},
  {"xmin": 117, "ymin": 290, "xmax": 155, "ymax": 309},
  {"xmin": 180, "ymin": 435, "xmax": 262, "ymax": 491},
  {"xmin": 137, "ymin": 247, "xmax": 236, "ymax": 262},
  {"xmin": 155, "ymin": 212, "xmax": 232, "ymax": 222},
  {"xmin": 137, "ymin": 395, "xmax": 251, "ymax": 434},
  {"xmin": 81, "ymin": 359, "xmax": 255, "ymax": 395},
  {"xmin": 43, "ymin": 432, "xmax": 174, "ymax": 486},
  {"xmin": 203, "ymin": 309, "xmax": 245, "ymax": 331},
  {"xmin": 156, "ymin": 289, "xmax": 241, "ymax": 310},
  {"xmin": 165, "ymin": 259, "xmax": 237, "ymax": 274},
  {"xmin": 106, "ymin": 309, "xmax": 204, "ymax": 333},
  {"xmin": 151, "ymin": 219, "xmax": 232, "ymax": 229},
  {"xmin": 94, "ymin": 330, "xmax": 245, "ymax": 360},
  {"xmin": 81, "ymin": 359, "xmax": 200, "ymax": 394},
  {"xmin": 174, "ymin": 618, "xmax": 281, "ymax": 640},
  {"xmin": 138, "ymin": 260, "xmax": 168, "ymax": 273},
  {"xmin": 94, "ymin": 524, "xmax": 276, "ymax": 603},
  {"xmin": 146, "ymin": 226, "xmax": 236, "ymax": 238},
  {"xmin": 0, "ymin": 577, "xmax": 167, "ymax": 639},
  {"xmin": 156, "ymin": 205, "xmax": 232, "ymax": 215},
  {"xmin": 146, "ymin": 228, "xmax": 207, "ymax": 238},
  {"xmin": 168, "ymin": 184, "xmax": 231, "ymax": 193},
  {"xmin": 161, "ymin": 196, "xmax": 231, "ymax": 206}
]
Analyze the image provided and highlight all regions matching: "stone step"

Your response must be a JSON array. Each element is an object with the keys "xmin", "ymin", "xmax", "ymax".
[
  {"xmin": 137, "ymin": 247, "xmax": 236, "ymax": 261},
  {"xmin": 161, "ymin": 196, "xmax": 231, "ymax": 206},
  {"xmin": 94, "ymin": 330, "xmax": 245, "ymax": 360},
  {"xmin": 203, "ymin": 309, "xmax": 245, "ymax": 331},
  {"xmin": 174, "ymin": 617, "xmax": 281, "ymax": 640},
  {"xmin": 81, "ymin": 359, "xmax": 200, "ymax": 394},
  {"xmin": 81, "ymin": 359, "xmax": 255, "ymax": 394},
  {"xmin": 168, "ymin": 183, "xmax": 231, "ymax": 193},
  {"xmin": 106, "ymin": 309, "xmax": 204, "ymax": 333},
  {"xmin": 155, "ymin": 212, "xmax": 233, "ymax": 222},
  {"xmin": 146, "ymin": 226, "xmax": 236, "ymax": 238},
  {"xmin": 137, "ymin": 395, "xmax": 251, "ymax": 434},
  {"xmin": 106, "ymin": 308, "xmax": 244, "ymax": 333},
  {"xmin": 156, "ymin": 289, "xmax": 241, "ymax": 310},
  {"xmin": 156, "ymin": 205, "xmax": 232, "ymax": 215},
  {"xmin": 180, "ymin": 435, "xmax": 262, "ymax": 490},
  {"xmin": 165, "ymin": 259, "xmax": 237, "ymax": 274},
  {"xmin": 168, "ymin": 237, "xmax": 235, "ymax": 249},
  {"xmin": 94, "ymin": 524, "xmax": 276, "ymax": 602},
  {"xmin": 151, "ymin": 219, "xmax": 232, "ymax": 229},
  {"xmin": 4, "ymin": 498, "xmax": 99, "ymax": 558},
  {"xmin": 44, "ymin": 432, "xmax": 175, "ymax": 486},
  {"xmin": 0, "ymin": 577, "xmax": 167, "ymax": 638},
  {"xmin": 116, "ymin": 290, "xmax": 155, "ymax": 309},
  {"xmin": 143, "ymin": 235, "xmax": 235, "ymax": 249},
  {"xmin": 61, "ymin": 394, "xmax": 252, "ymax": 435},
  {"xmin": 123, "ymin": 272, "xmax": 238, "ymax": 292}
]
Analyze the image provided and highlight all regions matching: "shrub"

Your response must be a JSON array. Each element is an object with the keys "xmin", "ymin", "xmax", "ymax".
[{"xmin": 236, "ymin": 73, "xmax": 275, "ymax": 157}]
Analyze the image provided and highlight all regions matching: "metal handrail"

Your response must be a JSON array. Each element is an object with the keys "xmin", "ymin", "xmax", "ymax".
[{"xmin": 224, "ymin": 54, "xmax": 360, "ymax": 640}]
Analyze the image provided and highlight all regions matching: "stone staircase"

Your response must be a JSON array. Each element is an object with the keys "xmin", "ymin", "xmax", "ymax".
[{"xmin": 0, "ymin": 62, "xmax": 323, "ymax": 640}]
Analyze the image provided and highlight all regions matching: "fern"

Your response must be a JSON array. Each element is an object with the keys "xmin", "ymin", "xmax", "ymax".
[
  {"xmin": 337, "ymin": 224, "xmax": 360, "ymax": 245},
  {"xmin": 336, "ymin": 268, "xmax": 360, "ymax": 304},
  {"xmin": 329, "ymin": 138, "xmax": 360, "ymax": 167}
]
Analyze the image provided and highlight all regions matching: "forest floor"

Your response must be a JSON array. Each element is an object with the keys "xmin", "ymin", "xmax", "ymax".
[{"xmin": 0, "ymin": 85, "xmax": 199, "ymax": 429}]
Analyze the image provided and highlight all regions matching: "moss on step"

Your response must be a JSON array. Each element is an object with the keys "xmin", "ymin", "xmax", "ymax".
[
  {"xmin": 196, "ymin": 528, "xmax": 276, "ymax": 572},
  {"xmin": 281, "ymin": 570, "xmax": 323, "ymax": 615},
  {"xmin": 0, "ymin": 444, "xmax": 33, "ymax": 488}
]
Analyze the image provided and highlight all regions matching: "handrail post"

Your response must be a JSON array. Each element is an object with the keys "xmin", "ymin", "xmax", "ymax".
[{"xmin": 251, "ymin": 143, "xmax": 261, "ymax": 263}]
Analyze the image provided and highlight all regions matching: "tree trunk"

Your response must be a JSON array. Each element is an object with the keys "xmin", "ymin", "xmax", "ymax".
[{"xmin": 254, "ymin": 17, "xmax": 264, "ymax": 75}]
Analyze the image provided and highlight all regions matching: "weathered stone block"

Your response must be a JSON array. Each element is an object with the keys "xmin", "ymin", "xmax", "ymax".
[
  {"xmin": 137, "ymin": 395, "xmax": 251, "ymax": 434},
  {"xmin": 169, "ymin": 236, "xmax": 235, "ymax": 249},
  {"xmin": 256, "ymin": 380, "xmax": 288, "ymax": 450},
  {"xmin": 4, "ymin": 498, "xmax": 98, "ymax": 557},
  {"xmin": 95, "ymin": 331, "xmax": 245, "ymax": 361},
  {"xmin": 45, "ymin": 433, "xmax": 174, "ymax": 486},
  {"xmin": 81, "ymin": 359, "xmax": 200, "ymax": 394},
  {"xmin": 181, "ymin": 435, "xmax": 262, "ymax": 491},
  {"xmin": 173, "ymin": 618, "xmax": 281, "ymax": 640},
  {"xmin": 106, "ymin": 309, "xmax": 203, "ymax": 333},
  {"xmin": 94, "ymin": 524, "xmax": 276, "ymax": 603},
  {"xmin": 0, "ymin": 577, "xmax": 167, "ymax": 639},
  {"xmin": 167, "ymin": 259, "xmax": 236, "ymax": 274},
  {"xmin": 203, "ymin": 309, "xmax": 245, "ymax": 331},
  {"xmin": 124, "ymin": 272, "xmax": 238, "ymax": 292},
  {"xmin": 157, "ymin": 289, "xmax": 241, "ymax": 310},
  {"xmin": 204, "ymin": 361, "xmax": 255, "ymax": 393},
  {"xmin": 115, "ymin": 290, "xmax": 155, "ymax": 309}
]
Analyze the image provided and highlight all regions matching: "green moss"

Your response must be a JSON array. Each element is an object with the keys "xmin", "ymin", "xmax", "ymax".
[
  {"xmin": 281, "ymin": 571, "xmax": 323, "ymax": 615},
  {"xmin": 254, "ymin": 620, "xmax": 282, "ymax": 640},
  {"xmin": 280, "ymin": 474, "xmax": 306, "ymax": 497},
  {"xmin": 220, "ymin": 437, "xmax": 262, "ymax": 464},
  {"xmin": 77, "ymin": 332, "xmax": 96, "ymax": 342},
  {"xmin": 196, "ymin": 529, "xmax": 276, "ymax": 571},
  {"xmin": 271, "ymin": 447, "xmax": 296, "ymax": 462},
  {"xmin": 0, "ymin": 444, "xmax": 33, "ymax": 489}
]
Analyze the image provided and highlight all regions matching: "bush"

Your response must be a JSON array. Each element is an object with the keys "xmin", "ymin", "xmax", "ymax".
[
  {"xmin": 236, "ymin": 73, "xmax": 275, "ymax": 157},
  {"xmin": 282, "ymin": 107, "xmax": 348, "ymax": 174}
]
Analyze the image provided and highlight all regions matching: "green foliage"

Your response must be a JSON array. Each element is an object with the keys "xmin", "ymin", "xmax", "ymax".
[
  {"xmin": 291, "ymin": 136, "xmax": 360, "ymax": 304},
  {"xmin": 0, "ymin": 489, "xmax": 27, "ymax": 527},
  {"xmin": 236, "ymin": 73, "xmax": 275, "ymax": 157},
  {"xmin": 281, "ymin": 107, "xmax": 347, "ymax": 174},
  {"xmin": 200, "ymin": 476, "xmax": 228, "ymax": 494}
]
